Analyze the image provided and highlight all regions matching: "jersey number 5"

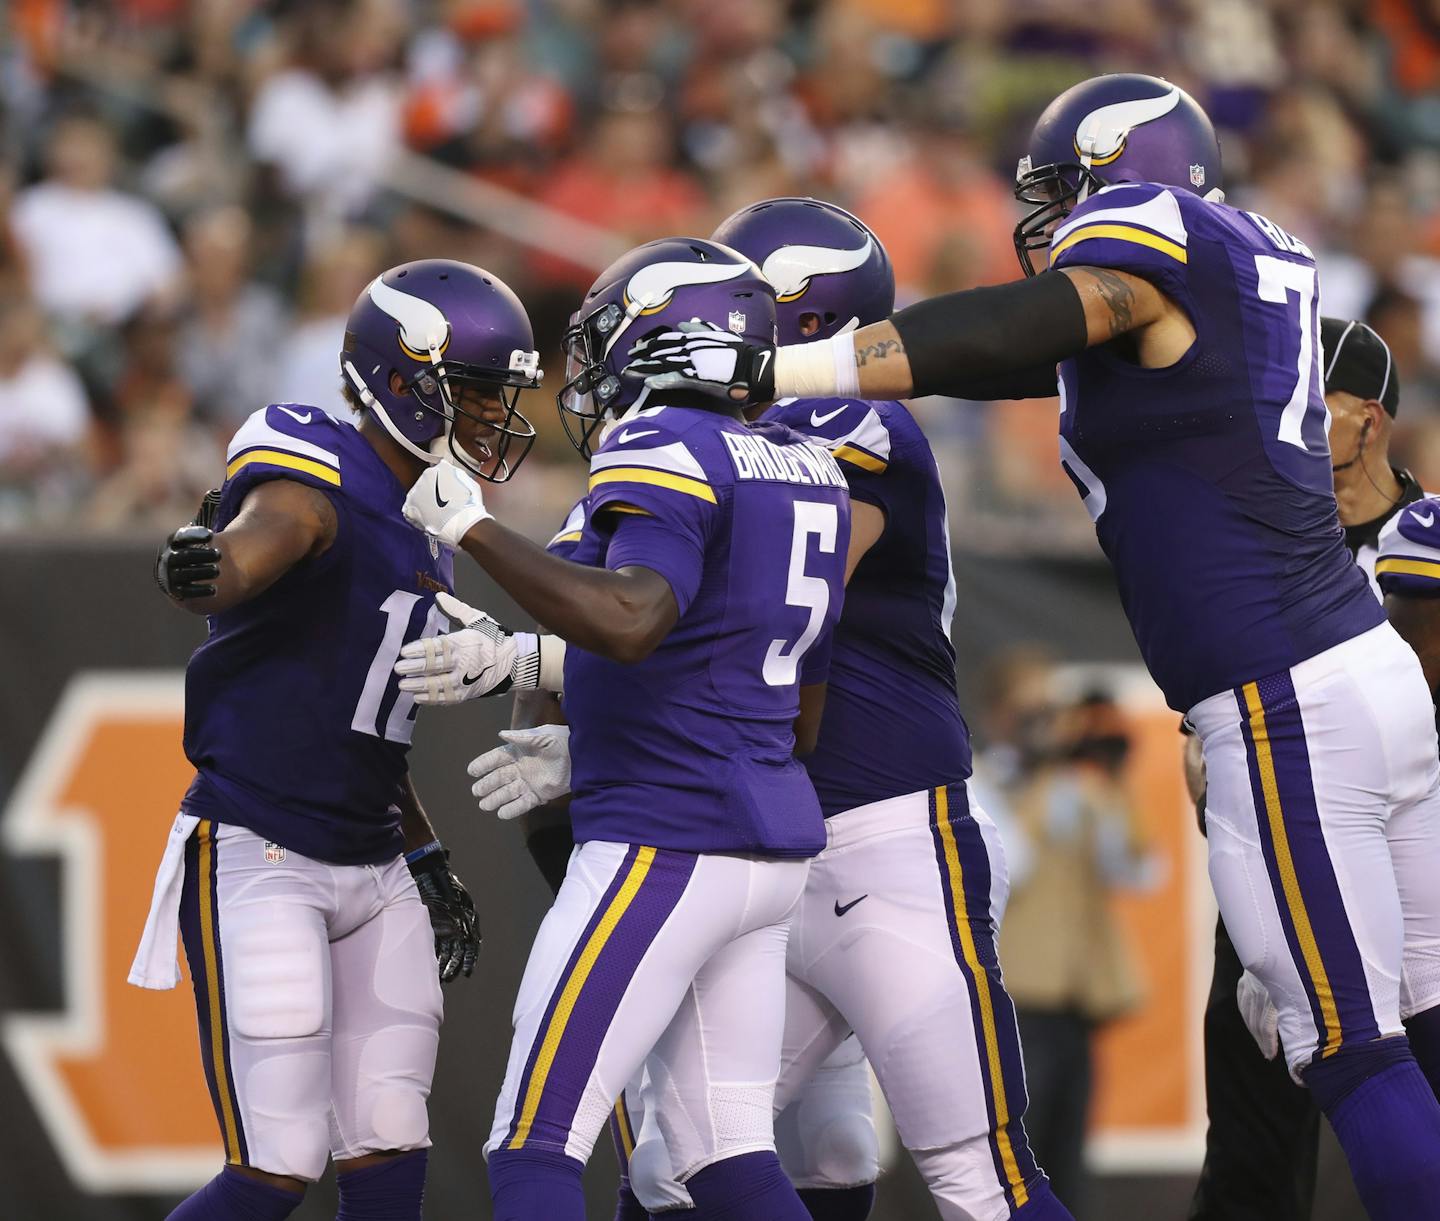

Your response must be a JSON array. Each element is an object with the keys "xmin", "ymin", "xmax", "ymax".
[
  {"xmin": 764, "ymin": 500, "xmax": 838, "ymax": 687},
  {"xmin": 1254, "ymin": 255, "xmax": 1322, "ymax": 453}
]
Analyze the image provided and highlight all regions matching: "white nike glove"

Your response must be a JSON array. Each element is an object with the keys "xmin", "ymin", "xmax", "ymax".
[
  {"xmin": 403, "ymin": 460, "xmax": 493, "ymax": 549},
  {"xmin": 1236, "ymin": 968, "xmax": 1281, "ymax": 1061},
  {"xmin": 624, "ymin": 320, "xmax": 776, "ymax": 403},
  {"xmin": 467, "ymin": 725, "xmax": 572, "ymax": 820},
  {"xmin": 393, "ymin": 592, "xmax": 534, "ymax": 702}
]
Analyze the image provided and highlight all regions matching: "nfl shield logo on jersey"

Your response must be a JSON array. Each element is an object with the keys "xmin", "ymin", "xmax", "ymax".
[
  {"xmin": 264, "ymin": 841, "xmax": 286, "ymax": 864},
  {"xmin": 1189, "ymin": 163, "xmax": 1206, "ymax": 188},
  {"xmin": 728, "ymin": 310, "xmax": 746, "ymax": 335}
]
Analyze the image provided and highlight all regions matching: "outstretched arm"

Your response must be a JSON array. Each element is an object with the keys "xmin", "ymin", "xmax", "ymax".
[
  {"xmin": 401, "ymin": 463, "xmax": 678, "ymax": 665},
  {"xmin": 627, "ymin": 268, "xmax": 1179, "ymax": 405},
  {"xmin": 799, "ymin": 267, "xmax": 1171, "ymax": 400},
  {"xmin": 457, "ymin": 520, "xmax": 678, "ymax": 665}
]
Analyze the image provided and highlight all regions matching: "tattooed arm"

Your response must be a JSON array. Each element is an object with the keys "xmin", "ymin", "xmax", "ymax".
[{"xmin": 835, "ymin": 266, "xmax": 1188, "ymax": 401}]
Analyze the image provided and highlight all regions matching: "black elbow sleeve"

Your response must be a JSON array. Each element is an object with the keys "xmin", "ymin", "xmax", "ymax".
[{"xmin": 891, "ymin": 271, "xmax": 1087, "ymax": 399}]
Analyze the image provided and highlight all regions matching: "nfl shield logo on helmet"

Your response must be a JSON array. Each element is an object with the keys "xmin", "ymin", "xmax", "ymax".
[
  {"xmin": 1189, "ymin": 163, "xmax": 1206, "ymax": 188},
  {"xmin": 728, "ymin": 310, "xmax": 746, "ymax": 335},
  {"xmin": 264, "ymin": 842, "xmax": 286, "ymax": 864}
]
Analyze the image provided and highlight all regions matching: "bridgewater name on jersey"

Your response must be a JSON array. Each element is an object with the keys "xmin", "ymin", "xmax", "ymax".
[
  {"xmin": 182, "ymin": 406, "xmax": 452, "ymax": 865},
  {"xmin": 762, "ymin": 397, "xmax": 970, "ymax": 817},
  {"xmin": 1050, "ymin": 182, "xmax": 1383, "ymax": 712},
  {"xmin": 558, "ymin": 407, "xmax": 851, "ymax": 857}
]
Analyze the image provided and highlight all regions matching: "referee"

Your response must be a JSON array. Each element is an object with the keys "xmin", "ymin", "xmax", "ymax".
[{"xmin": 1187, "ymin": 317, "xmax": 1422, "ymax": 1221}]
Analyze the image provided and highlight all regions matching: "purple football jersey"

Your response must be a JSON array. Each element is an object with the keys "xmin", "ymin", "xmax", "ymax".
[
  {"xmin": 182, "ymin": 406, "xmax": 453, "ymax": 864},
  {"xmin": 560, "ymin": 406, "xmax": 851, "ymax": 857},
  {"xmin": 761, "ymin": 397, "xmax": 971, "ymax": 817},
  {"xmin": 1050, "ymin": 183, "xmax": 1383, "ymax": 711},
  {"xmin": 1377, "ymin": 496, "xmax": 1440, "ymax": 598}
]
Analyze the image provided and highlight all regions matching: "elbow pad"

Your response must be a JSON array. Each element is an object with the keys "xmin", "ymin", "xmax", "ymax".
[{"xmin": 891, "ymin": 271, "xmax": 1087, "ymax": 398}]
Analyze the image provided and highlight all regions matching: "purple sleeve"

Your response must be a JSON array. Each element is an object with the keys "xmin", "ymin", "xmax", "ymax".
[
  {"xmin": 1048, "ymin": 184, "xmax": 1193, "ymax": 313},
  {"xmin": 603, "ymin": 511, "xmax": 707, "ymax": 617}
]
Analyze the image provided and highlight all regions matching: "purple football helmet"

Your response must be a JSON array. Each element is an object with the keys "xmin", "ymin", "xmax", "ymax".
[
  {"xmin": 558, "ymin": 236, "xmax": 775, "ymax": 458},
  {"xmin": 341, "ymin": 259, "xmax": 542, "ymax": 481},
  {"xmin": 1014, "ymin": 73, "xmax": 1223, "ymax": 276},
  {"xmin": 710, "ymin": 197, "xmax": 894, "ymax": 345}
]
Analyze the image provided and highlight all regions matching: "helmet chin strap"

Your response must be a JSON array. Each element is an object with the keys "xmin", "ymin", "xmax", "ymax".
[{"xmin": 344, "ymin": 358, "xmax": 442, "ymax": 465}]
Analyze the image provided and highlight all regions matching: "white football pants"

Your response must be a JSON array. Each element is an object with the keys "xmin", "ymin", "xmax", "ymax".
[
  {"xmin": 485, "ymin": 840, "xmax": 808, "ymax": 1180},
  {"xmin": 1190, "ymin": 621, "xmax": 1440, "ymax": 1077},
  {"xmin": 177, "ymin": 820, "xmax": 442, "ymax": 1181}
]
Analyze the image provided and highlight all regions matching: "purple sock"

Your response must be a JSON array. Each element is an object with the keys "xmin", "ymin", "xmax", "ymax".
[
  {"xmin": 614, "ymin": 1180, "xmax": 652, "ymax": 1221},
  {"xmin": 488, "ymin": 1146, "xmax": 585, "ymax": 1221},
  {"xmin": 1307, "ymin": 1040, "xmax": 1440, "ymax": 1221},
  {"xmin": 1011, "ymin": 1178, "xmax": 1077, "ymax": 1219},
  {"xmin": 1404, "ymin": 1004, "xmax": 1440, "ymax": 1099},
  {"xmin": 335, "ymin": 1149, "xmax": 427, "ymax": 1221},
  {"xmin": 684, "ymin": 1152, "xmax": 809, "ymax": 1221},
  {"xmin": 166, "ymin": 1166, "xmax": 304, "ymax": 1220},
  {"xmin": 797, "ymin": 1183, "xmax": 876, "ymax": 1220}
]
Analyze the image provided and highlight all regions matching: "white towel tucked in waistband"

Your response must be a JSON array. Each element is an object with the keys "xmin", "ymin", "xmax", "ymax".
[{"xmin": 128, "ymin": 812, "xmax": 200, "ymax": 990}]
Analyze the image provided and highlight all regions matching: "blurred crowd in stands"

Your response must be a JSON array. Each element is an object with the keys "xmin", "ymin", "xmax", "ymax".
[{"xmin": 2, "ymin": 0, "xmax": 1439, "ymax": 541}]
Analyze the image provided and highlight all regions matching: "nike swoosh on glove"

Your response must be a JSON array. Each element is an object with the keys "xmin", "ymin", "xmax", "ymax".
[
  {"xmin": 467, "ymin": 726, "xmax": 572, "ymax": 820},
  {"xmin": 624, "ymin": 321, "xmax": 776, "ymax": 404},
  {"xmin": 394, "ymin": 591, "xmax": 541, "ymax": 703},
  {"xmin": 403, "ymin": 459, "xmax": 494, "ymax": 549}
]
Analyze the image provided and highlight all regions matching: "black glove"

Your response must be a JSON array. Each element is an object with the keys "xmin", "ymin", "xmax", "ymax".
[
  {"xmin": 155, "ymin": 524, "xmax": 222, "ymax": 600},
  {"xmin": 409, "ymin": 847, "xmax": 480, "ymax": 983},
  {"xmin": 624, "ymin": 322, "xmax": 776, "ymax": 405}
]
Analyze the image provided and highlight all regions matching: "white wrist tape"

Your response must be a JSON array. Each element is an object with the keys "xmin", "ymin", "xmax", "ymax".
[
  {"xmin": 774, "ymin": 334, "xmax": 859, "ymax": 401},
  {"xmin": 537, "ymin": 634, "xmax": 566, "ymax": 694}
]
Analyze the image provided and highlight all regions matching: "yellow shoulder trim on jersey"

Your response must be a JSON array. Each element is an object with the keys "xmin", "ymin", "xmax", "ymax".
[
  {"xmin": 550, "ymin": 530, "xmax": 583, "ymax": 545},
  {"xmin": 1050, "ymin": 223, "xmax": 1187, "ymax": 265},
  {"xmin": 589, "ymin": 467, "xmax": 716, "ymax": 504},
  {"xmin": 1375, "ymin": 557, "xmax": 1440, "ymax": 581},
  {"xmin": 601, "ymin": 504, "xmax": 653, "ymax": 516},
  {"xmin": 832, "ymin": 443, "xmax": 887, "ymax": 474},
  {"xmin": 226, "ymin": 448, "xmax": 341, "ymax": 487}
]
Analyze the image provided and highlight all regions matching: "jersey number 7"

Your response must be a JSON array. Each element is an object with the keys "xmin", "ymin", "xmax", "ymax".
[{"xmin": 1254, "ymin": 254, "xmax": 1323, "ymax": 454}]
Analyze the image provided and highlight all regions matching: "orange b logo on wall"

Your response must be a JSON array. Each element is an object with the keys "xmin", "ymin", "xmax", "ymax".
[{"xmin": 3, "ymin": 673, "xmax": 220, "ymax": 1192}]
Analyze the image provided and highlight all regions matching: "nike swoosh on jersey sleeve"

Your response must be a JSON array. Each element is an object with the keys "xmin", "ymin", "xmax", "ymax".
[
  {"xmin": 225, "ymin": 405, "xmax": 343, "ymax": 485},
  {"xmin": 827, "ymin": 406, "xmax": 893, "ymax": 474},
  {"xmin": 1377, "ymin": 497, "xmax": 1440, "ymax": 592}
]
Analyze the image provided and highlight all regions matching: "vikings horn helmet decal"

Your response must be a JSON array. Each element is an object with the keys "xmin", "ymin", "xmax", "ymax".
[
  {"xmin": 1013, "ymin": 74, "xmax": 1223, "ymax": 277},
  {"xmin": 557, "ymin": 237, "xmax": 776, "ymax": 458},
  {"xmin": 762, "ymin": 237, "xmax": 876, "ymax": 302},
  {"xmin": 341, "ymin": 260, "xmax": 542, "ymax": 482},
  {"xmin": 711, "ymin": 198, "xmax": 894, "ymax": 345}
]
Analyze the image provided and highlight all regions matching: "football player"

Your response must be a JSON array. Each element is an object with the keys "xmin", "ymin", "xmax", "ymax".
[
  {"xmin": 130, "ymin": 260, "xmax": 539, "ymax": 1221},
  {"xmin": 1189, "ymin": 317, "xmax": 1425, "ymax": 1221},
  {"xmin": 626, "ymin": 74, "xmax": 1440, "ymax": 1220},
  {"xmin": 398, "ymin": 238, "xmax": 851, "ymax": 1221}
]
